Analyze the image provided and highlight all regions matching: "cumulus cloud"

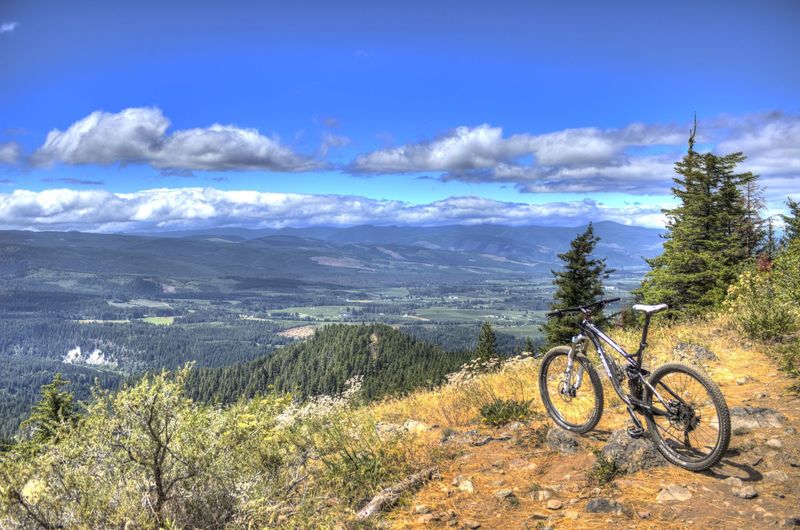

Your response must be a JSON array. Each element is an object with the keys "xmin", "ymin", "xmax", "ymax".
[
  {"xmin": 0, "ymin": 22, "xmax": 18, "ymax": 33},
  {"xmin": 349, "ymin": 113, "xmax": 800, "ymax": 197},
  {"xmin": 0, "ymin": 187, "xmax": 667, "ymax": 232},
  {"xmin": 31, "ymin": 107, "xmax": 319, "ymax": 172},
  {"xmin": 351, "ymin": 123, "xmax": 682, "ymax": 175},
  {"xmin": 0, "ymin": 142, "xmax": 20, "ymax": 164}
]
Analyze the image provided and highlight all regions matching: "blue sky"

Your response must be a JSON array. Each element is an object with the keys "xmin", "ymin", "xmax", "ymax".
[{"xmin": 1, "ymin": 0, "xmax": 798, "ymax": 231}]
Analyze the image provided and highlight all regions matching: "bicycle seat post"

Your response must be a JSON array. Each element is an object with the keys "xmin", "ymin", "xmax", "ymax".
[{"xmin": 636, "ymin": 314, "xmax": 653, "ymax": 362}]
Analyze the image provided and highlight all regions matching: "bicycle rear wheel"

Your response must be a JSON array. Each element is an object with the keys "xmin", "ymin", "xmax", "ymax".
[
  {"xmin": 643, "ymin": 362, "xmax": 730, "ymax": 471},
  {"xmin": 539, "ymin": 346, "xmax": 604, "ymax": 434}
]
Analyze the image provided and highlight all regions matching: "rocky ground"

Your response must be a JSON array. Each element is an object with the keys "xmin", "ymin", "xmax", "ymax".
[{"xmin": 383, "ymin": 332, "xmax": 800, "ymax": 529}]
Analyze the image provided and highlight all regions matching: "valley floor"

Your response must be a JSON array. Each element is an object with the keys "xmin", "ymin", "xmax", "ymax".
[{"xmin": 375, "ymin": 319, "xmax": 800, "ymax": 529}]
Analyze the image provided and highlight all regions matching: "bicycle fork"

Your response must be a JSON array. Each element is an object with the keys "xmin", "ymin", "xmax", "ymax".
[{"xmin": 564, "ymin": 335, "xmax": 587, "ymax": 395}]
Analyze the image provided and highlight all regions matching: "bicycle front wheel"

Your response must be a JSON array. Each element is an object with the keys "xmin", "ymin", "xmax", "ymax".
[
  {"xmin": 539, "ymin": 346, "xmax": 604, "ymax": 434},
  {"xmin": 643, "ymin": 362, "xmax": 730, "ymax": 471}
]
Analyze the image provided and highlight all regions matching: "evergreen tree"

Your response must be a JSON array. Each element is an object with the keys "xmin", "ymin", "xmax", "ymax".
[
  {"xmin": 523, "ymin": 336, "xmax": 535, "ymax": 354},
  {"xmin": 542, "ymin": 223, "xmax": 611, "ymax": 347},
  {"xmin": 638, "ymin": 119, "xmax": 761, "ymax": 316},
  {"xmin": 740, "ymin": 180, "xmax": 766, "ymax": 258},
  {"xmin": 761, "ymin": 217, "xmax": 779, "ymax": 262},
  {"xmin": 20, "ymin": 374, "xmax": 76, "ymax": 444},
  {"xmin": 781, "ymin": 197, "xmax": 800, "ymax": 246},
  {"xmin": 475, "ymin": 321, "xmax": 497, "ymax": 362}
]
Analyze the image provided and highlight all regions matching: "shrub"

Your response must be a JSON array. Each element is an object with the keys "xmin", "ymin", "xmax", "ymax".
[
  {"xmin": 479, "ymin": 398, "xmax": 531, "ymax": 427},
  {"xmin": 724, "ymin": 269, "xmax": 798, "ymax": 341},
  {"xmin": 587, "ymin": 448, "xmax": 621, "ymax": 485}
]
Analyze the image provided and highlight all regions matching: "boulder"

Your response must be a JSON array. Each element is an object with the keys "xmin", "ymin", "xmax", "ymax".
[
  {"xmin": 729, "ymin": 407, "xmax": 786, "ymax": 434},
  {"xmin": 600, "ymin": 429, "xmax": 666, "ymax": 473},
  {"xmin": 546, "ymin": 427, "xmax": 580, "ymax": 454}
]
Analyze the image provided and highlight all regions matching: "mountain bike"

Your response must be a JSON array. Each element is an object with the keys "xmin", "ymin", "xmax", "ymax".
[{"xmin": 538, "ymin": 298, "xmax": 730, "ymax": 471}]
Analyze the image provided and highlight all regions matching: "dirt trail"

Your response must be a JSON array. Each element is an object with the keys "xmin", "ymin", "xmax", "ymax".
[{"xmin": 387, "ymin": 327, "xmax": 800, "ymax": 529}]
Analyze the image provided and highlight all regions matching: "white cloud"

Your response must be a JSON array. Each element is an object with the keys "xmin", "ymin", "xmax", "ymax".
[
  {"xmin": 350, "ymin": 122, "xmax": 683, "ymax": 175},
  {"xmin": 0, "ymin": 22, "xmax": 18, "ymax": 33},
  {"xmin": 319, "ymin": 132, "xmax": 352, "ymax": 157},
  {"xmin": 0, "ymin": 187, "xmax": 668, "ymax": 232},
  {"xmin": 0, "ymin": 142, "xmax": 20, "ymax": 164},
  {"xmin": 31, "ymin": 107, "xmax": 319, "ymax": 172},
  {"xmin": 349, "ymin": 113, "xmax": 800, "ymax": 197}
]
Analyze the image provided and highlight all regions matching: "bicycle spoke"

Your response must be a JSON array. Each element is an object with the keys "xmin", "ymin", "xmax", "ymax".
[{"xmin": 649, "ymin": 369, "xmax": 722, "ymax": 463}]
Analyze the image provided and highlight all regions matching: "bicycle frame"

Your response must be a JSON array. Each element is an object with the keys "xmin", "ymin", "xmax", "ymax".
[{"xmin": 568, "ymin": 315, "xmax": 673, "ymax": 419}]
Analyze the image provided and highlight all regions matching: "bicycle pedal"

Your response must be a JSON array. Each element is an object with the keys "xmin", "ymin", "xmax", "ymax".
[{"xmin": 626, "ymin": 426, "xmax": 644, "ymax": 438}]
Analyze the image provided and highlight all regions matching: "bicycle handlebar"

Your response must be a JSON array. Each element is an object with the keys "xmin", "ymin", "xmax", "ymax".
[{"xmin": 545, "ymin": 297, "xmax": 621, "ymax": 318}]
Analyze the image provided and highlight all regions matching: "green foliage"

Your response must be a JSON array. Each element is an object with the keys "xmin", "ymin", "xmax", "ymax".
[
  {"xmin": 542, "ymin": 223, "xmax": 612, "ymax": 347},
  {"xmin": 475, "ymin": 321, "xmax": 497, "ymax": 362},
  {"xmin": 781, "ymin": 197, "xmax": 800, "ymax": 246},
  {"xmin": 523, "ymin": 336, "xmax": 535, "ymax": 354},
  {"xmin": 18, "ymin": 374, "xmax": 77, "ymax": 445},
  {"xmin": 724, "ymin": 240, "xmax": 800, "ymax": 341},
  {"xmin": 588, "ymin": 448, "xmax": 621, "ymax": 485},
  {"xmin": 0, "ymin": 365, "xmax": 421, "ymax": 528},
  {"xmin": 638, "ymin": 123, "xmax": 763, "ymax": 317},
  {"xmin": 479, "ymin": 398, "xmax": 531, "ymax": 427},
  {"xmin": 186, "ymin": 324, "xmax": 472, "ymax": 404}
]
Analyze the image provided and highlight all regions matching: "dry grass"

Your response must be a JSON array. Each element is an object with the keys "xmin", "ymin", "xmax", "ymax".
[{"xmin": 369, "ymin": 316, "xmax": 800, "ymax": 529}]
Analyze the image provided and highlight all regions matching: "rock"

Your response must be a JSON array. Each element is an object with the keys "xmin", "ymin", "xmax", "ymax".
[
  {"xmin": 546, "ymin": 427, "xmax": 580, "ymax": 454},
  {"xmin": 458, "ymin": 479, "xmax": 474, "ymax": 493},
  {"xmin": 736, "ymin": 377, "xmax": 751, "ymax": 385},
  {"xmin": 507, "ymin": 421, "xmax": 525, "ymax": 431},
  {"xmin": 782, "ymin": 516, "xmax": 800, "ymax": 527},
  {"xmin": 724, "ymin": 477, "xmax": 744, "ymax": 487},
  {"xmin": 753, "ymin": 391, "xmax": 768, "ymax": 399},
  {"xmin": 674, "ymin": 341, "xmax": 718, "ymax": 361},
  {"xmin": 417, "ymin": 513, "xmax": 440, "ymax": 523},
  {"xmin": 742, "ymin": 453, "xmax": 763, "ymax": 467},
  {"xmin": 656, "ymin": 484, "xmax": 692, "ymax": 502},
  {"xmin": 585, "ymin": 498, "xmax": 621, "ymax": 513},
  {"xmin": 732, "ymin": 485, "xmax": 758, "ymax": 499},
  {"xmin": 375, "ymin": 421, "xmax": 401, "ymax": 436},
  {"xmin": 600, "ymin": 428, "xmax": 667, "ymax": 473},
  {"xmin": 403, "ymin": 419, "xmax": 430, "ymax": 434},
  {"xmin": 730, "ymin": 407, "xmax": 786, "ymax": 434},
  {"xmin": 413, "ymin": 504, "xmax": 432, "ymax": 514},
  {"xmin": 765, "ymin": 470, "xmax": 789, "ymax": 482},
  {"xmin": 546, "ymin": 499, "xmax": 563, "ymax": 510},
  {"xmin": 766, "ymin": 438, "xmax": 783, "ymax": 449},
  {"xmin": 463, "ymin": 521, "xmax": 481, "ymax": 529},
  {"xmin": 494, "ymin": 489, "xmax": 514, "ymax": 499},
  {"xmin": 638, "ymin": 511, "xmax": 651, "ymax": 519},
  {"xmin": 534, "ymin": 490, "xmax": 553, "ymax": 501},
  {"xmin": 494, "ymin": 489, "xmax": 518, "ymax": 506}
]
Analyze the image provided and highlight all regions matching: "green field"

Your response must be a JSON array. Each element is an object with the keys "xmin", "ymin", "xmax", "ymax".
[{"xmin": 142, "ymin": 316, "xmax": 175, "ymax": 325}]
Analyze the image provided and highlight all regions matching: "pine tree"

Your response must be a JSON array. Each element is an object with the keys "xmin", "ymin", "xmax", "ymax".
[
  {"xmin": 541, "ymin": 223, "xmax": 611, "ymax": 347},
  {"xmin": 761, "ymin": 217, "xmax": 779, "ymax": 262},
  {"xmin": 638, "ymin": 118, "xmax": 761, "ymax": 316},
  {"xmin": 475, "ymin": 321, "xmax": 497, "ymax": 362},
  {"xmin": 740, "ymin": 180, "xmax": 766, "ymax": 258},
  {"xmin": 781, "ymin": 197, "xmax": 800, "ymax": 246},
  {"xmin": 20, "ymin": 374, "xmax": 76, "ymax": 444},
  {"xmin": 523, "ymin": 336, "xmax": 534, "ymax": 354}
]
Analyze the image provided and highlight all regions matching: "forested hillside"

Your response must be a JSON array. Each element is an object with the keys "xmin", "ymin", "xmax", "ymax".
[{"xmin": 185, "ymin": 323, "xmax": 474, "ymax": 403}]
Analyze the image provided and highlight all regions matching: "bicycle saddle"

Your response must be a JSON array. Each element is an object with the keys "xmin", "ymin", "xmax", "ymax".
[{"xmin": 632, "ymin": 303, "xmax": 668, "ymax": 314}]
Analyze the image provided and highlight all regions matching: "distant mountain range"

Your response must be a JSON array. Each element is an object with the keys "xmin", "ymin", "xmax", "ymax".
[
  {"xmin": 1, "ymin": 222, "xmax": 663, "ymax": 289},
  {"xmin": 122, "ymin": 221, "xmax": 663, "ymax": 275}
]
